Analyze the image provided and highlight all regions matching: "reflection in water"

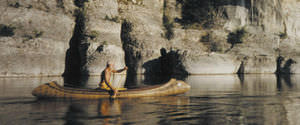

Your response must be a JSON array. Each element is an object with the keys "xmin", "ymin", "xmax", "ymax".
[
  {"xmin": 64, "ymin": 103, "xmax": 87, "ymax": 125},
  {"xmin": 97, "ymin": 99, "xmax": 122, "ymax": 125},
  {"xmin": 241, "ymin": 74, "xmax": 277, "ymax": 96},
  {"xmin": 277, "ymin": 74, "xmax": 294, "ymax": 91},
  {"xmin": 1, "ymin": 75, "xmax": 300, "ymax": 125},
  {"xmin": 186, "ymin": 75, "xmax": 241, "ymax": 96},
  {"xmin": 0, "ymin": 77, "xmax": 63, "ymax": 98}
]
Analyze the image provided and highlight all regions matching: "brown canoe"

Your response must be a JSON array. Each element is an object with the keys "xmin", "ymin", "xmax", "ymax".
[{"xmin": 32, "ymin": 79, "xmax": 191, "ymax": 99}]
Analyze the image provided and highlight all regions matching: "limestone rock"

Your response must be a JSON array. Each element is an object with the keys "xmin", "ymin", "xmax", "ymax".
[
  {"xmin": 183, "ymin": 53, "xmax": 241, "ymax": 74},
  {"xmin": 2, "ymin": 0, "xmax": 300, "ymax": 77},
  {"xmin": 119, "ymin": 0, "xmax": 167, "ymax": 74},
  {"xmin": 0, "ymin": 0, "xmax": 75, "ymax": 76},
  {"xmin": 83, "ymin": 0, "xmax": 125, "ymax": 75}
]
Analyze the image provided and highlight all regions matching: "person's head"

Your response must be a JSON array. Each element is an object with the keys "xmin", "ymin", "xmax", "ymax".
[{"xmin": 106, "ymin": 61, "xmax": 114, "ymax": 68}]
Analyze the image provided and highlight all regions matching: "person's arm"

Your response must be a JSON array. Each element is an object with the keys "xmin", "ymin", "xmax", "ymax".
[{"xmin": 111, "ymin": 66, "xmax": 128, "ymax": 73}]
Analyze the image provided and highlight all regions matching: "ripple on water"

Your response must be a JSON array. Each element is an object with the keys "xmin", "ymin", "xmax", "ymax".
[{"xmin": 1, "ymin": 75, "xmax": 300, "ymax": 125}]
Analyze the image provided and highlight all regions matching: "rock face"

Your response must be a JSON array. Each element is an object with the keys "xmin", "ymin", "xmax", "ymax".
[
  {"xmin": 0, "ymin": 0, "xmax": 76, "ymax": 76},
  {"xmin": 1, "ymin": 0, "xmax": 300, "ymax": 77}
]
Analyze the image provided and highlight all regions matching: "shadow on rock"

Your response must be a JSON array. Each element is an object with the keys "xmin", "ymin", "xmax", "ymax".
[
  {"xmin": 63, "ymin": 75, "xmax": 89, "ymax": 88},
  {"xmin": 276, "ymin": 56, "xmax": 296, "ymax": 74},
  {"xmin": 142, "ymin": 48, "xmax": 189, "ymax": 85},
  {"xmin": 276, "ymin": 56, "xmax": 296, "ymax": 90},
  {"xmin": 63, "ymin": 0, "xmax": 90, "ymax": 87},
  {"xmin": 176, "ymin": 0, "xmax": 253, "ymax": 28}
]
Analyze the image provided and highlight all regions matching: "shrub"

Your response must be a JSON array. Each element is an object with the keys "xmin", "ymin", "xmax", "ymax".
[
  {"xmin": 9, "ymin": 2, "xmax": 21, "ymax": 8},
  {"xmin": 103, "ymin": 41, "xmax": 108, "ymax": 45},
  {"xmin": 74, "ymin": 0, "xmax": 88, "ymax": 8},
  {"xmin": 87, "ymin": 30, "xmax": 99, "ymax": 40},
  {"xmin": 0, "ymin": 24, "xmax": 16, "ymax": 37},
  {"xmin": 56, "ymin": 0, "xmax": 64, "ymax": 8},
  {"xmin": 201, "ymin": 33, "xmax": 210, "ymax": 42},
  {"xmin": 176, "ymin": 0, "xmax": 226, "ymax": 29},
  {"xmin": 26, "ymin": 5, "xmax": 33, "ymax": 9},
  {"xmin": 117, "ymin": 0, "xmax": 143, "ymax": 5},
  {"xmin": 279, "ymin": 32, "xmax": 287, "ymax": 39},
  {"xmin": 210, "ymin": 42, "xmax": 219, "ymax": 52},
  {"xmin": 104, "ymin": 15, "xmax": 120, "ymax": 23},
  {"xmin": 227, "ymin": 27, "xmax": 247, "ymax": 48},
  {"xmin": 33, "ymin": 30, "xmax": 44, "ymax": 38},
  {"xmin": 23, "ymin": 30, "xmax": 44, "ymax": 40}
]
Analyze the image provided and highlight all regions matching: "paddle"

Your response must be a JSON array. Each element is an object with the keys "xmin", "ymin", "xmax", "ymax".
[{"xmin": 111, "ymin": 69, "xmax": 127, "ymax": 98}]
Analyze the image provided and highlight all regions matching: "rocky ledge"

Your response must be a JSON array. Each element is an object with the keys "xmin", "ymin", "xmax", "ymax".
[{"xmin": 1, "ymin": 0, "xmax": 300, "ymax": 77}]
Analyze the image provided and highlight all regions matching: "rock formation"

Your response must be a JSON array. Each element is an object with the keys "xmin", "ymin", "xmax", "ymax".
[{"xmin": 1, "ymin": 0, "xmax": 300, "ymax": 77}]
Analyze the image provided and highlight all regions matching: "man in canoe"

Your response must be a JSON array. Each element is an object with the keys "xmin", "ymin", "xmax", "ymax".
[{"xmin": 99, "ymin": 61, "xmax": 128, "ymax": 98}]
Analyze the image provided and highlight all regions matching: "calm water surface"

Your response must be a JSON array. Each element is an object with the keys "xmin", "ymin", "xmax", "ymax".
[{"xmin": 1, "ymin": 75, "xmax": 300, "ymax": 125}]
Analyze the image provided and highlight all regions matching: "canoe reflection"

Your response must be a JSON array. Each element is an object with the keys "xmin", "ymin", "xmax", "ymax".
[
  {"xmin": 62, "ymin": 99, "xmax": 122, "ymax": 125},
  {"xmin": 60, "ymin": 96, "xmax": 189, "ymax": 125},
  {"xmin": 97, "ymin": 99, "xmax": 122, "ymax": 125}
]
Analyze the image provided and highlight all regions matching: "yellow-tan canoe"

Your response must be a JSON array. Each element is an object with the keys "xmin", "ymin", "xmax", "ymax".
[{"xmin": 32, "ymin": 79, "xmax": 190, "ymax": 99}]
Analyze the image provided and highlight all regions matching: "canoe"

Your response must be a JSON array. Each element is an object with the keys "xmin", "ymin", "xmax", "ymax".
[{"xmin": 32, "ymin": 79, "xmax": 191, "ymax": 99}]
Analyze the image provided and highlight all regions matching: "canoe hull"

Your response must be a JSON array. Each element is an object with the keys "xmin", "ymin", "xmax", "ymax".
[{"xmin": 32, "ymin": 79, "xmax": 191, "ymax": 99}]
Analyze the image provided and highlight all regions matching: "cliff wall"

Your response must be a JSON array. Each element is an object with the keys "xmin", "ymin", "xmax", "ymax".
[{"xmin": 1, "ymin": 0, "xmax": 300, "ymax": 77}]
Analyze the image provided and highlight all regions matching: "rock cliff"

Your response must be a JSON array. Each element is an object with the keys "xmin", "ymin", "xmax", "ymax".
[{"xmin": 1, "ymin": 0, "xmax": 300, "ymax": 77}]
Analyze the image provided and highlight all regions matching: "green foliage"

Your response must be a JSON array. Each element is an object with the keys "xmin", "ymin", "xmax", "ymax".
[
  {"xmin": 33, "ymin": 30, "xmax": 44, "ymax": 38},
  {"xmin": 104, "ymin": 15, "xmax": 120, "ymax": 23},
  {"xmin": 9, "ymin": 2, "xmax": 21, "ymax": 8},
  {"xmin": 210, "ymin": 42, "xmax": 219, "ymax": 52},
  {"xmin": 56, "ymin": 0, "xmax": 65, "ymax": 8},
  {"xmin": 23, "ymin": 30, "xmax": 44, "ymax": 40},
  {"xmin": 176, "ymin": 0, "xmax": 230, "ymax": 29},
  {"xmin": 200, "ymin": 33, "xmax": 210, "ymax": 42},
  {"xmin": 279, "ymin": 32, "xmax": 288, "ymax": 39},
  {"xmin": 103, "ymin": 41, "xmax": 108, "ymax": 45},
  {"xmin": 26, "ymin": 5, "xmax": 33, "ymax": 9},
  {"xmin": 74, "ymin": 0, "xmax": 88, "ymax": 8},
  {"xmin": 117, "ymin": 0, "xmax": 143, "ymax": 5},
  {"xmin": 0, "ymin": 24, "xmax": 16, "ymax": 37},
  {"xmin": 227, "ymin": 27, "xmax": 247, "ymax": 48},
  {"xmin": 87, "ymin": 30, "xmax": 99, "ymax": 40}
]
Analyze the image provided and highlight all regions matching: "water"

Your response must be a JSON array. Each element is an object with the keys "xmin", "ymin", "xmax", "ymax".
[{"xmin": 1, "ymin": 75, "xmax": 300, "ymax": 125}]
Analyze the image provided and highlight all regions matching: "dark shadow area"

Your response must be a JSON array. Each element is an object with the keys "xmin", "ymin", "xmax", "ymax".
[
  {"xmin": 63, "ymin": 75, "xmax": 89, "ymax": 88},
  {"xmin": 276, "ymin": 74, "xmax": 293, "ymax": 90},
  {"xmin": 63, "ymin": 0, "xmax": 89, "ymax": 86},
  {"xmin": 64, "ymin": 103, "xmax": 87, "ymax": 125},
  {"xmin": 237, "ymin": 61, "xmax": 245, "ymax": 84},
  {"xmin": 142, "ymin": 58, "xmax": 167, "ymax": 85},
  {"xmin": 74, "ymin": 0, "xmax": 88, "ymax": 8},
  {"xmin": 276, "ymin": 73, "xmax": 282, "ymax": 90},
  {"xmin": 227, "ymin": 27, "xmax": 247, "ymax": 48},
  {"xmin": 121, "ymin": 20, "xmax": 142, "ymax": 87},
  {"xmin": 282, "ymin": 59, "xmax": 296, "ymax": 74},
  {"xmin": 159, "ymin": 48, "xmax": 189, "ymax": 80},
  {"xmin": 276, "ymin": 56, "xmax": 284, "ymax": 74},
  {"xmin": 56, "ymin": 0, "xmax": 65, "ymax": 8},
  {"xmin": 175, "ymin": 0, "xmax": 252, "ymax": 28},
  {"xmin": 142, "ymin": 48, "xmax": 188, "ymax": 85},
  {"xmin": 276, "ymin": 56, "xmax": 296, "ymax": 90},
  {"xmin": 276, "ymin": 56, "xmax": 296, "ymax": 74},
  {"xmin": 0, "ymin": 24, "xmax": 15, "ymax": 37}
]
